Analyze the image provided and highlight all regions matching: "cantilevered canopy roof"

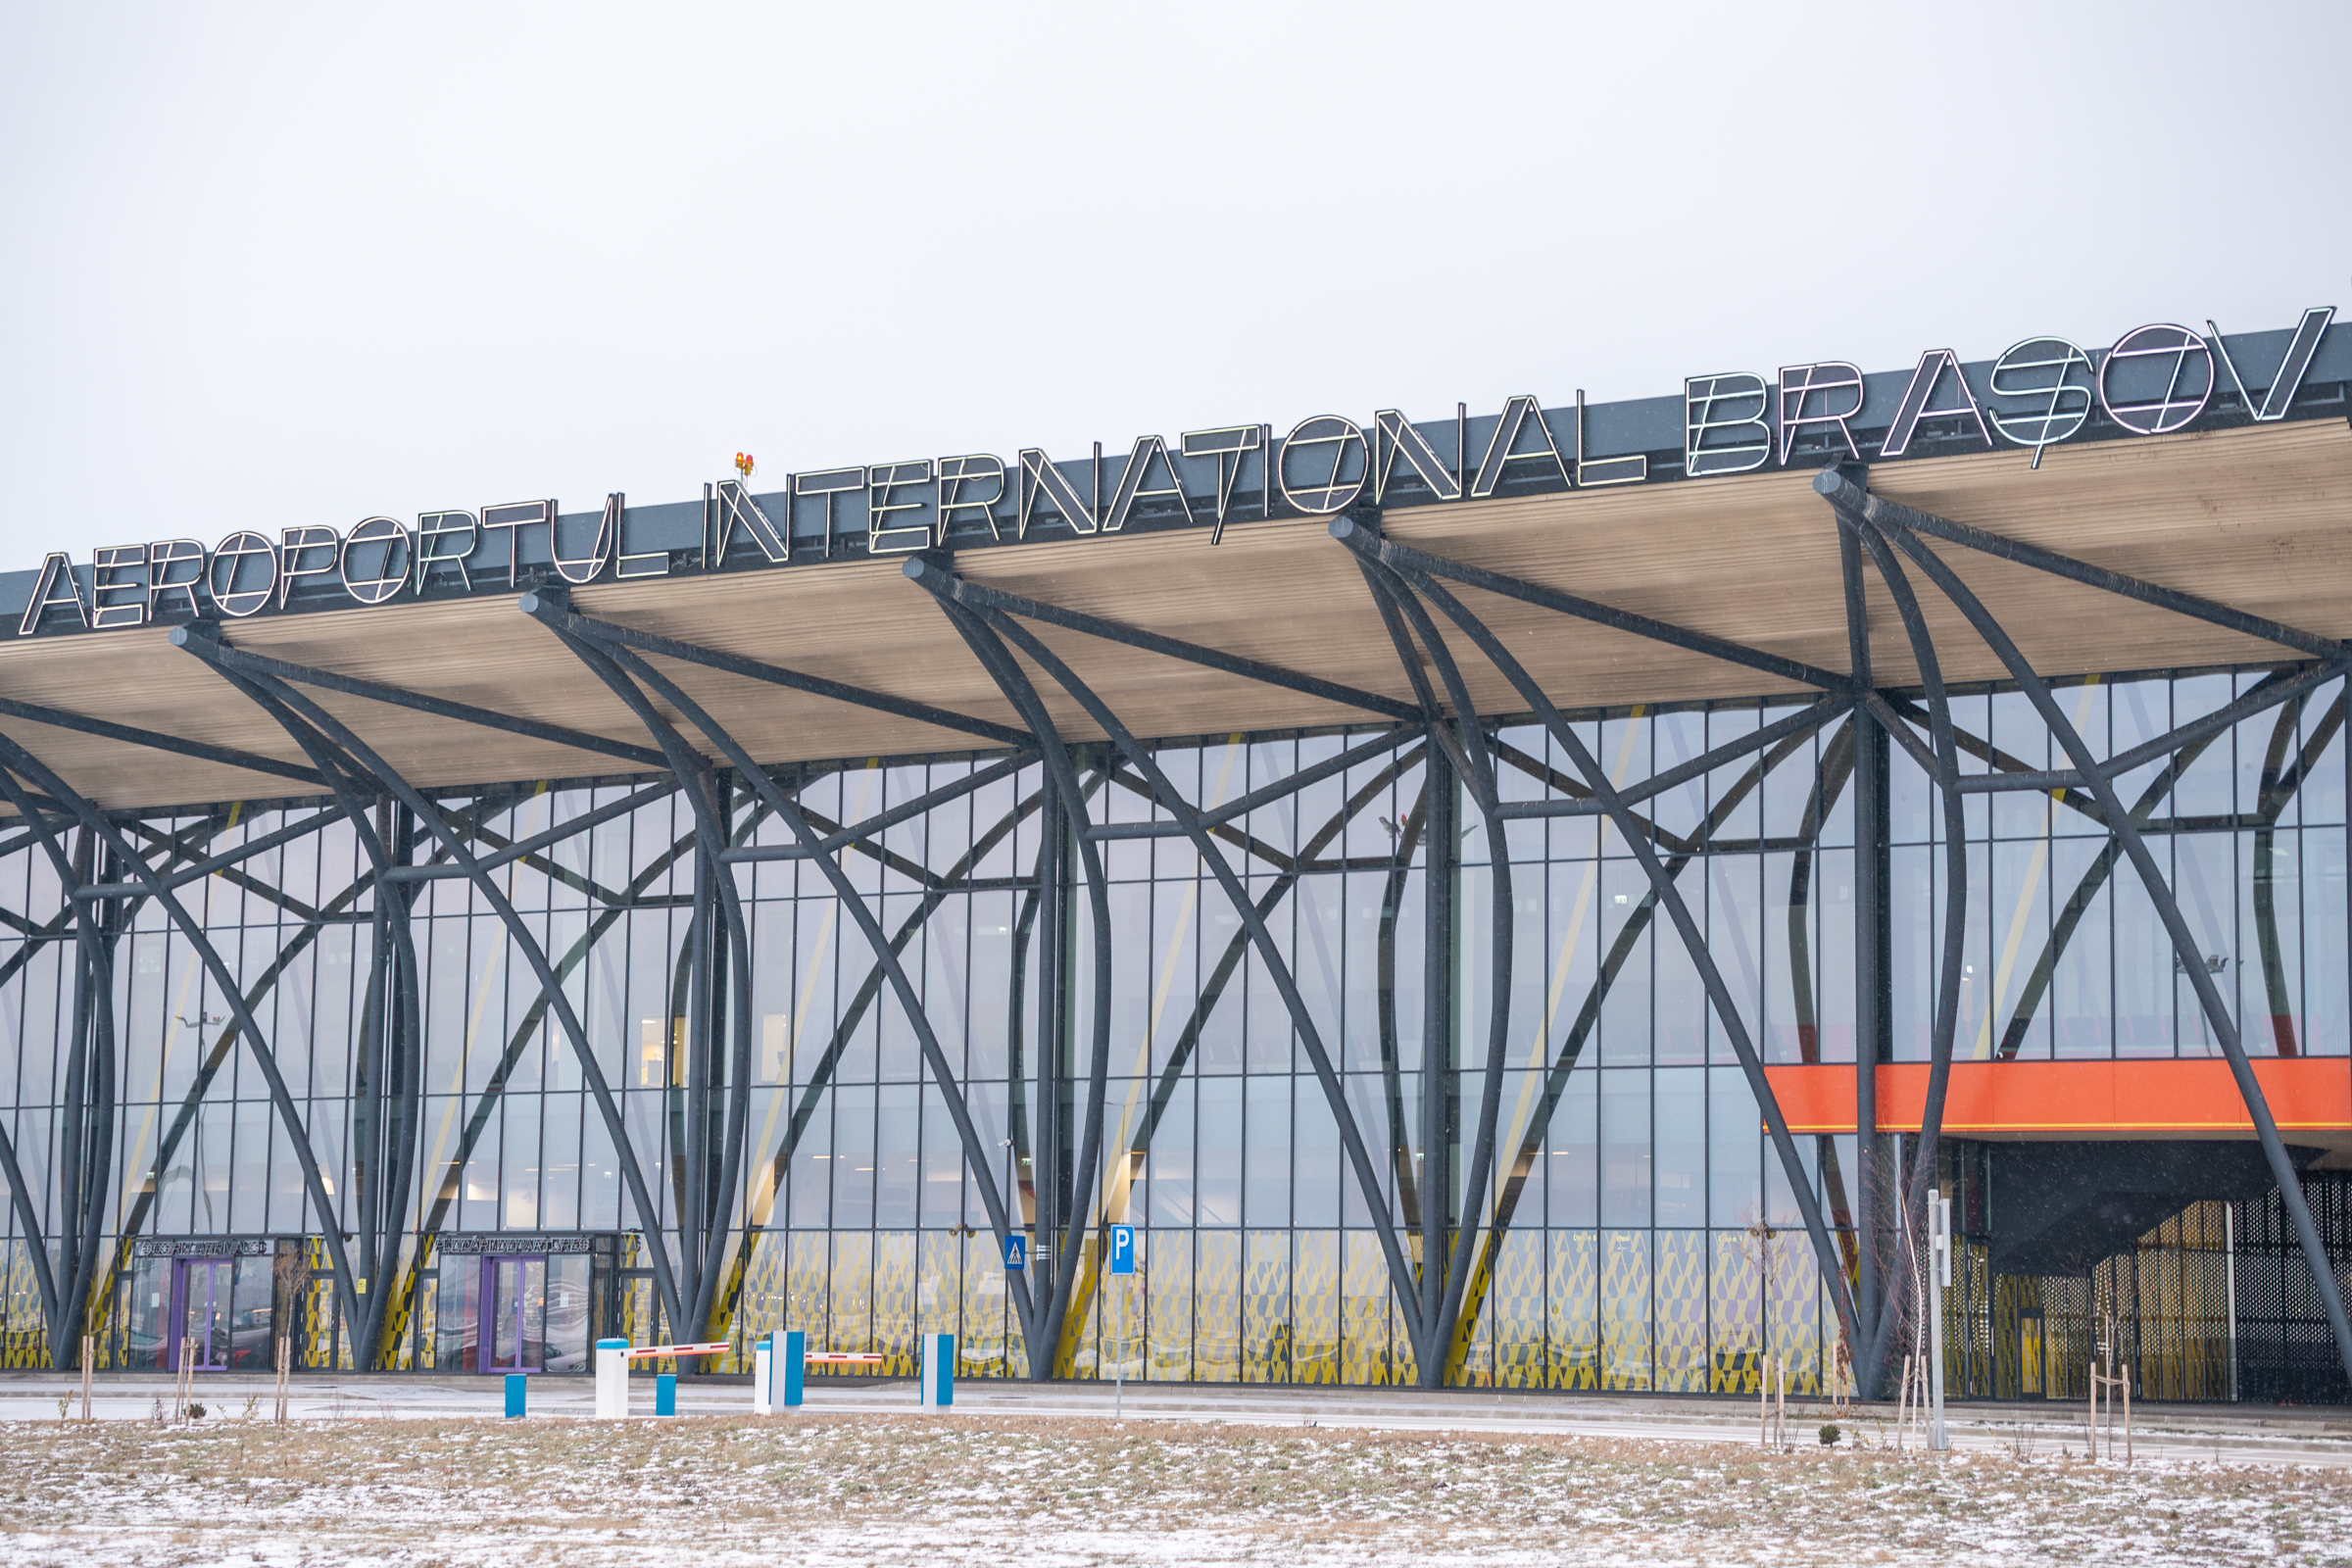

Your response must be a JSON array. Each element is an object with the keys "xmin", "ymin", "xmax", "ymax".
[{"xmin": 4, "ymin": 418, "xmax": 2350, "ymax": 813}]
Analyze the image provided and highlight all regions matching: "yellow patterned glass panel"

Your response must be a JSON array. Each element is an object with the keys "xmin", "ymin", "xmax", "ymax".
[
  {"xmin": 873, "ymin": 1232, "xmax": 916, "ymax": 1375},
  {"xmin": 830, "ymin": 1233, "xmax": 871, "ymax": 1358},
  {"xmin": 1339, "ymin": 1230, "xmax": 1396, "ymax": 1386},
  {"xmin": 1655, "ymin": 1230, "xmax": 1706, "ymax": 1393},
  {"xmin": 1710, "ymin": 1230, "xmax": 1764, "ymax": 1394},
  {"xmin": 1548, "ymin": 1231, "xmax": 1597, "ymax": 1391},
  {"xmin": 788, "ymin": 1231, "xmax": 828, "ymax": 1349},
  {"xmin": 1768, "ymin": 1230, "xmax": 1822, "ymax": 1394},
  {"xmin": 1492, "ymin": 1229, "xmax": 1544, "ymax": 1390},
  {"xmin": 1293, "ymin": 1231, "xmax": 1339, "ymax": 1385},
  {"xmin": 1600, "ymin": 1230, "xmax": 1650, "ymax": 1391},
  {"xmin": 736, "ymin": 1230, "xmax": 789, "ymax": 1353},
  {"xmin": 1243, "ymin": 1231, "xmax": 1290, "ymax": 1382},
  {"xmin": 918, "ymin": 1231, "xmax": 957, "ymax": 1339},
  {"xmin": 957, "ymin": 1232, "xmax": 1018, "ymax": 1379},
  {"xmin": 1196, "ymin": 1232, "xmax": 1241, "ymax": 1383},
  {"xmin": 1145, "ymin": 1228, "xmax": 1191, "ymax": 1382}
]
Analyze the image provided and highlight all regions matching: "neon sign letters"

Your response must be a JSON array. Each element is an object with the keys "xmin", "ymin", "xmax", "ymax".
[{"xmin": 15, "ymin": 307, "xmax": 2338, "ymax": 638}]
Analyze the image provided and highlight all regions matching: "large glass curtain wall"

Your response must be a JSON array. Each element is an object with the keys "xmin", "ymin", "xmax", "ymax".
[{"xmin": 1, "ymin": 662, "xmax": 2344, "ymax": 1383}]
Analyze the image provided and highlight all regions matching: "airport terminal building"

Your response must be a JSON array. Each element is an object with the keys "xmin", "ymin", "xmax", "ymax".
[{"xmin": 2, "ymin": 312, "xmax": 2349, "ymax": 1404}]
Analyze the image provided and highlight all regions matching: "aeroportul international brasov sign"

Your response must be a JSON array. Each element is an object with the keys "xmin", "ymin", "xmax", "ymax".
[{"xmin": 14, "ymin": 307, "xmax": 2343, "ymax": 639}]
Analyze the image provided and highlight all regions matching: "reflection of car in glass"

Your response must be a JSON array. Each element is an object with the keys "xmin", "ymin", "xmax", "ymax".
[
  {"xmin": 122, "ymin": 1320, "xmax": 163, "ymax": 1370},
  {"xmin": 229, "ymin": 1297, "xmax": 276, "ymax": 1369}
]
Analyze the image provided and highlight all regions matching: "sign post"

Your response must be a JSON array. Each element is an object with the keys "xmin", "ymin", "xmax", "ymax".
[
  {"xmin": 1107, "ymin": 1224, "xmax": 1136, "ymax": 1420},
  {"xmin": 1928, "ymin": 1188, "xmax": 1951, "ymax": 1452}
]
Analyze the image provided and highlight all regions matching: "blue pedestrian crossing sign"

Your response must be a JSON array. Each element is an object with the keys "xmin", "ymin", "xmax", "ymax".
[
  {"xmin": 1004, "ymin": 1233, "xmax": 1027, "ymax": 1271},
  {"xmin": 1108, "ymin": 1224, "xmax": 1137, "ymax": 1275}
]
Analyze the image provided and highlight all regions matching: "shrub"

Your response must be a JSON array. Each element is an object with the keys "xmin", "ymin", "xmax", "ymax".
[{"xmin": 1818, "ymin": 1423, "xmax": 1840, "ymax": 1446}]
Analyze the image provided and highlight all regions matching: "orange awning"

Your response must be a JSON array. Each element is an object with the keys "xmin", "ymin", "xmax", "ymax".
[{"xmin": 1762, "ymin": 1058, "xmax": 2352, "ymax": 1135}]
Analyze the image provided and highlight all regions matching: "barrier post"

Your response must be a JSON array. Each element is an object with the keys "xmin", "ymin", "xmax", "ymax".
[
  {"xmin": 505, "ymin": 1373, "xmax": 526, "ymax": 1419},
  {"xmin": 655, "ymin": 1373, "xmax": 677, "ymax": 1417},
  {"xmin": 782, "ymin": 1329, "xmax": 806, "ymax": 1408},
  {"xmin": 919, "ymin": 1332, "xmax": 955, "ymax": 1409},
  {"xmin": 595, "ymin": 1338, "xmax": 629, "ymax": 1419},
  {"xmin": 754, "ymin": 1336, "xmax": 774, "ymax": 1415}
]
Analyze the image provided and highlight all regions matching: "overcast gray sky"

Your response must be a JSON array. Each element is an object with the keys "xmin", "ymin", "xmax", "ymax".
[{"xmin": 2, "ymin": 1, "xmax": 2346, "ymax": 569}]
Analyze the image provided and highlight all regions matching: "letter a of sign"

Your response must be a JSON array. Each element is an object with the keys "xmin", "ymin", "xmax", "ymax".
[
  {"xmin": 1879, "ymin": 350, "xmax": 1991, "ymax": 458},
  {"xmin": 19, "ymin": 553, "xmax": 88, "ymax": 636}
]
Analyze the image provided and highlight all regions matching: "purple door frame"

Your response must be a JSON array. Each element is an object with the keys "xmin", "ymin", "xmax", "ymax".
[{"xmin": 167, "ymin": 1258, "xmax": 231, "ymax": 1373}]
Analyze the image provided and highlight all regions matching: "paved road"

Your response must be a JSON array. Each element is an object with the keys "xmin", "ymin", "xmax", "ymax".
[{"xmin": 5, "ymin": 1372, "xmax": 2347, "ymax": 1468}]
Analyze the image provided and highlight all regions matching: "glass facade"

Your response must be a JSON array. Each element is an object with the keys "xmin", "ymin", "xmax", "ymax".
[{"xmin": 2, "ymin": 662, "xmax": 2348, "ymax": 1398}]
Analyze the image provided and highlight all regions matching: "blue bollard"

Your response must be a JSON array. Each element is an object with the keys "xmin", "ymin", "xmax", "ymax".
[
  {"xmin": 505, "ymin": 1372, "xmax": 526, "ymax": 1419},
  {"xmin": 782, "ymin": 1329, "xmax": 806, "ymax": 1408},
  {"xmin": 655, "ymin": 1372, "xmax": 677, "ymax": 1417},
  {"xmin": 920, "ymin": 1332, "xmax": 955, "ymax": 1408}
]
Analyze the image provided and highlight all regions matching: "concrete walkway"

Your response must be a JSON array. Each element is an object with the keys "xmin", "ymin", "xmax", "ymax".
[{"xmin": 5, "ymin": 1370, "xmax": 2347, "ymax": 1468}]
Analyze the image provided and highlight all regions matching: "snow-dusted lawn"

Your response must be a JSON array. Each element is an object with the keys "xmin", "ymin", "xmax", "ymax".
[{"xmin": 3, "ymin": 1412, "xmax": 2346, "ymax": 1565}]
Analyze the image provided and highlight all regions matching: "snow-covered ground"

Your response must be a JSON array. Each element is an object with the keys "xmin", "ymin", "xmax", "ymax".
[{"xmin": 2, "ymin": 1378, "xmax": 2347, "ymax": 1565}]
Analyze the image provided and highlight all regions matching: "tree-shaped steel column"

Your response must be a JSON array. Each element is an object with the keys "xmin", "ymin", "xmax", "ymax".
[
  {"xmin": 519, "ymin": 593, "xmax": 1050, "ymax": 1373},
  {"xmin": 1331, "ymin": 516, "xmax": 1868, "ymax": 1370},
  {"xmin": 906, "ymin": 559, "xmax": 1451, "ymax": 1377},
  {"xmin": 175, "ymin": 646, "xmax": 430, "ymax": 1368},
  {"xmin": 0, "ymin": 732, "xmax": 371, "ymax": 1357},
  {"xmin": 1819, "ymin": 469, "xmax": 2352, "ymax": 1388},
  {"xmin": 1345, "ymin": 545, "xmax": 1524, "ymax": 1383},
  {"xmin": 518, "ymin": 606, "xmax": 758, "ymax": 1343},
  {"xmin": 172, "ymin": 626, "xmax": 691, "ymax": 1343}
]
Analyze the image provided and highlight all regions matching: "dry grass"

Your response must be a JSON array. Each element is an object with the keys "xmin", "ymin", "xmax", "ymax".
[{"xmin": 3, "ymin": 1410, "xmax": 2349, "ymax": 1565}]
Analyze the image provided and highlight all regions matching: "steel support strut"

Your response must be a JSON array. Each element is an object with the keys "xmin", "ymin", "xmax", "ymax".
[
  {"xmin": 1348, "ymin": 532, "xmax": 1851, "ymax": 694},
  {"xmin": 907, "ymin": 559, "xmax": 1445, "ymax": 1374},
  {"xmin": 172, "ymin": 626, "xmax": 690, "ymax": 1341},
  {"xmin": 0, "ymin": 789, "xmax": 80, "ymax": 1363},
  {"xmin": 518, "ymin": 595, "xmax": 1044, "ymax": 1364},
  {"xmin": 1818, "ymin": 473, "xmax": 2352, "ymax": 1388},
  {"xmin": 55, "ymin": 828, "xmax": 116, "ymax": 1370},
  {"xmin": 1838, "ymin": 521, "xmax": 1886, "ymax": 1364},
  {"xmin": 0, "ymin": 734, "xmax": 372, "ymax": 1351},
  {"xmin": 1332, "ymin": 517, "xmax": 1867, "ymax": 1366},
  {"xmin": 1347, "ymin": 542, "xmax": 1451, "ymax": 1347}
]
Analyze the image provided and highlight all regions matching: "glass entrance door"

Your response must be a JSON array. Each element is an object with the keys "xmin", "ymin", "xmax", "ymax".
[
  {"xmin": 479, "ymin": 1254, "xmax": 548, "ymax": 1373},
  {"xmin": 170, "ymin": 1258, "xmax": 234, "ymax": 1372}
]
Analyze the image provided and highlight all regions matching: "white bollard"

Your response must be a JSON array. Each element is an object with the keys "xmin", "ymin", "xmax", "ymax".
[
  {"xmin": 753, "ymin": 1337, "xmax": 773, "ymax": 1415},
  {"xmin": 596, "ymin": 1338, "xmax": 629, "ymax": 1420}
]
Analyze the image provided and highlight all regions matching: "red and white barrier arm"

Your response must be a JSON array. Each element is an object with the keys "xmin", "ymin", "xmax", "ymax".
[{"xmin": 621, "ymin": 1342, "xmax": 732, "ymax": 1360}]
